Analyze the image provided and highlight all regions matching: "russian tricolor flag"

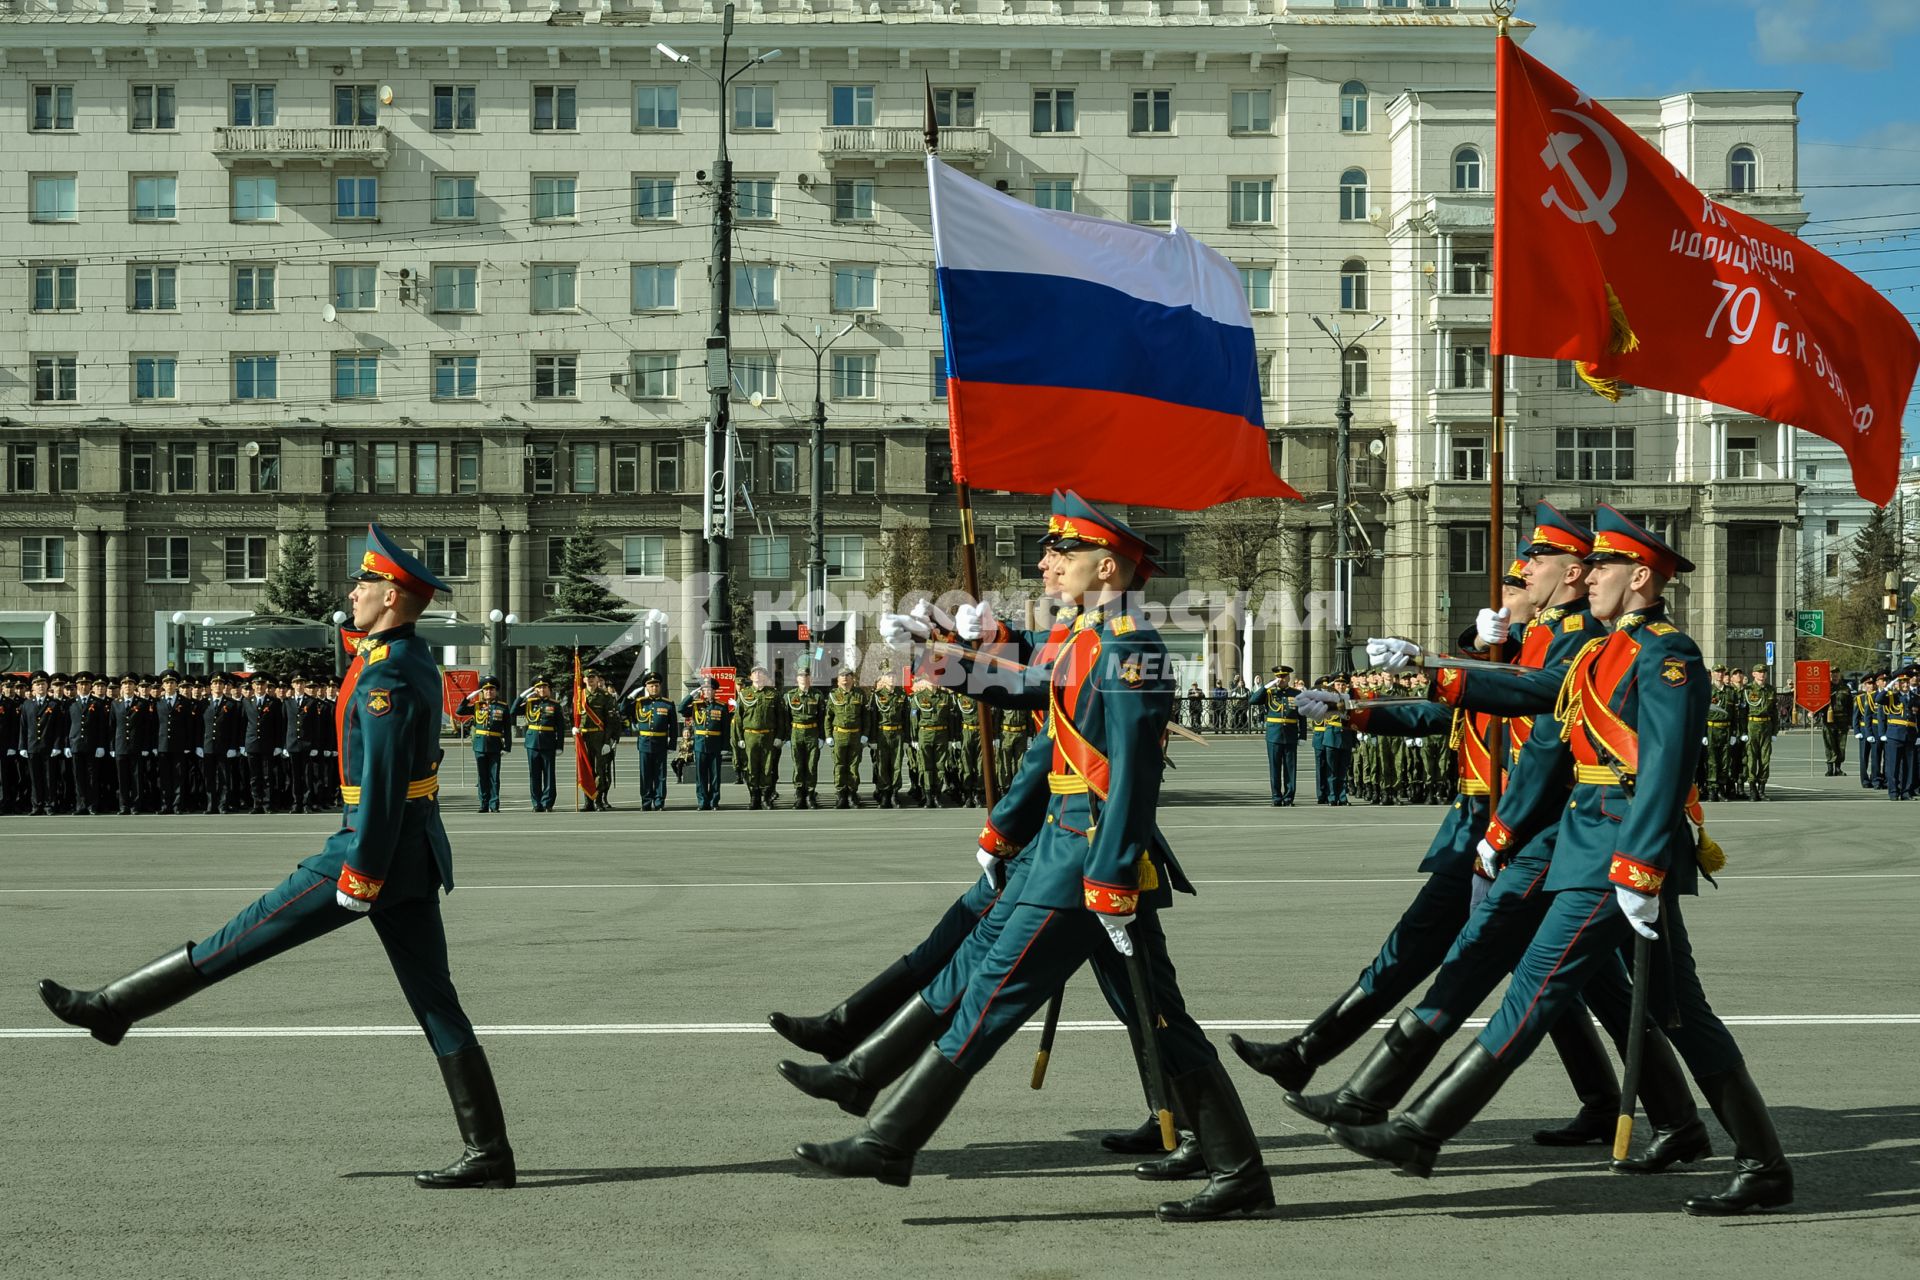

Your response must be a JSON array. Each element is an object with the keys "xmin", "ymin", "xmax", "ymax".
[{"xmin": 929, "ymin": 156, "xmax": 1299, "ymax": 509}]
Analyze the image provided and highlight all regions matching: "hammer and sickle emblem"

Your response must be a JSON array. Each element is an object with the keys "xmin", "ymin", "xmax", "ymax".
[{"xmin": 1540, "ymin": 107, "xmax": 1628, "ymax": 235}]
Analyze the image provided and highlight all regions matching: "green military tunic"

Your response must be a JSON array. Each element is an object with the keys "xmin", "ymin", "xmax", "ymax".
[
  {"xmin": 783, "ymin": 685, "xmax": 827, "ymax": 804},
  {"xmin": 1743, "ymin": 679, "xmax": 1779, "ymax": 797},
  {"xmin": 732, "ymin": 685, "xmax": 785, "ymax": 802},
  {"xmin": 909, "ymin": 685, "xmax": 953, "ymax": 804},
  {"xmin": 581, "ymin": 686, "xmax": 622, "ymax": 805},
  {"xmin": 952, "ymin": 694, "xmax": 985, "ymax": 804},
  {"xmin": 825, "ymin": 685, "xmax": 870, "ymax": 798},
  {"xmin": 869, "ymin": 686, "xmax": 908, "ymax": 800}
]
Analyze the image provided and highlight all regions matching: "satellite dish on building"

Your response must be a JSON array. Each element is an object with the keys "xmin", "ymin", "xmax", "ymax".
[
  {"xmin": 322, "ymin": 303, "xmax": 338, "ymax": 323},
  {"xmin": 378, "ymin": 85, "xmax": 396, "ymax": 106},
  {"xmin": 244, "ymin": 441, "xmax": 261, "ymax": 458},
  {"xmin": 749, "ymin": 393, "xmax": 765, "ymax": 408}
]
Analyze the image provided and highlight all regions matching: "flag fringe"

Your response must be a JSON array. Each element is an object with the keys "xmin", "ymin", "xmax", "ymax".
[
  {"xmin": 1604, "ymin": 283, "xmax": 1640, "ymax": 355},
  {"xmin": 1576, "ymin": 361, "xmax": 1624, "ymax": 403}
]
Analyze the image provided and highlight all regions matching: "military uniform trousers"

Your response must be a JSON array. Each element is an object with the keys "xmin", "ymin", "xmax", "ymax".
[
  {"xmin": 1821, "ymin": 719, "xmax": 1847, "ymax": 770},
  {"xmin": 740, "ymin": 730, "xmax": 777, "ymax": 791},
  {"xmin": 473, "ymin": 742, "xmax": 503, "ymax": 811},
  {"xmin": 831, "ymin": 729, "xmax": 863, "ymax": 793},
  {"xmin": 190, "ymin": 864, "xmax": 479, "ymax": 1059},
  {"xmin": 591, "ymin": 747, "xmax": 615, "ymax": 800},
  {"xmin": 1314, "ymin": 742, "xmax": 1351, "ymax": 804},
  {"xmin": 1859, "ymin": 726, "xmax": 1877, "ymax": 788},
  {"xmin": 790, "ymin": 731, "xmax": 822, "ymax": 796},
  {"xmin": 692, "ymin": 732, "xmax": 724, "ymax": 808},
  {"xmin": 1264, "ymin": 721, "xmax": 1298, "ymax": 803},
  {"xmin": 1744, "ymin": 726, "xmax": 1774, "ymax": 791},
  {"xmin": 527, "ymin": 748, "xmax": 556, "ymax": 810},
  {"xmin": 634, "ymin": 734, "xmax": 670, "ymax": 809},
  {"xmin": 872, "ymin": 732, "xmax": 903, "ymax": 795},
  {"xmin": 1705, "ymin": 726, "xmax": 1732, "ymax": 794}
]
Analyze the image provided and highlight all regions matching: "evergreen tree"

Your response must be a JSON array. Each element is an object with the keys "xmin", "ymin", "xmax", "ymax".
[
  {"xmin": 1801, "ymin": 506, "xmax": 1906, "ymax": 672},
  {"xmin": 245, "ymin": 531, "xmax": 335, "ymax": 679},
  {"xmin": 535, "ymin": 525, "xmax": 633, "ymax": 686}
]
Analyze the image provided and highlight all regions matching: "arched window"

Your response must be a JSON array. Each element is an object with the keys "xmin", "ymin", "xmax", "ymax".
[
  {"xmin": 1343, "ymin": 346, "xmax": 1370, "ymax": 398},
  {"xmin": 1340, "ymin": 258, "xmax": 1369, "ymax": 311},
  {"xmin": 1453, "ymin": 145, "xmax": 1483, "ymax": 192},
  {"xmin": 1729, "ymin": 145, "xmax": 1759, "ymax": 193},
  {"xmin": 1340, "ymin": 80, "xmax": 1369, "ymax": 133},
  {"xmin": 1339, "ymin": 168, "xmax": 1369, "ymax": 222}
]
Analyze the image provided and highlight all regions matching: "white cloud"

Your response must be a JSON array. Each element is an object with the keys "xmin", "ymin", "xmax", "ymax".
[{"xmin": 1746, "ymin": 0, "xmax": 1920, "ymax": 71}]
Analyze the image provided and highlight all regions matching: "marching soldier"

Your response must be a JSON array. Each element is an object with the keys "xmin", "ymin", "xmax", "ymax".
[
  {"xmin": 580, "ymin": 668, "xmax": 623, "ymax": 811},
  {"xmin": 680, "ymin": 678, "xmax": 729, "ymax": 810},
  {"xmin": 868, "ymin": 672, "xmax": 908, "ymax": 808},
  {"xmin": 461, "ymin": 677, "xmax": 512, "ymax": 814},
  {"xmin": 1743, "ymin": 663, "xmax": 1779, "ymax": 801},
  {"xmin": 783, "ymin": 666, "xmax": 828, "ymax": 810},
  {"xmin": 1821, "ymin": 678, "xmax": 1854, "ymax": 777},
  {"xmin": 910, "ymin": 680, "xmax": 953, "ymax": 808},
  {"xmin": 623, "ymin": 673, "xmax": 678, "ymax": 811},
  {"xmin": 512, "ymin": 676, "xmax": 562, "ymax": 812},
  {"xmin": 825, "ymin": 669, "xmax": 869, "ymax": 809},
  {"xmin": 1247, "ymin": 665, "xmax": 1300, "ymax": 806},
  {"xmin": 732, "ymin": 666, "xmax": 785, "ymax": 810}
]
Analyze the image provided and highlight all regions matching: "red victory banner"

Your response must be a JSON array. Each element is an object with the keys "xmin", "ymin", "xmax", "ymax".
[
  {"xmin": 573, "ymin": 649, "xmax": 599, "ymax": 804},
  {"xmin": 1793, "ymin": 660, "xmax": 1831, "ymax": 716},
  {"xmin": 1494, "ymin": 37, "xmax": 1919, "ymax": 505}
]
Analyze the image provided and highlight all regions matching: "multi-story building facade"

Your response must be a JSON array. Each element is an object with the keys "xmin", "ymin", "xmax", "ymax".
[{"xmin": 0, "ymin": 0, "xmax": 1811, "ymax": 681}]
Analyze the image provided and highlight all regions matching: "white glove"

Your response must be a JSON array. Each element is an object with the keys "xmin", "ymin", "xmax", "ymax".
[
  {"xmin": 1366, "ymin": 637, "xmax": 1423, "ymax": 671},
  {"xmin": 975, "ymin": 846, "xmax": 1006, "ymax": 891},
  {"xmin": 878, "ymin": 612, "xmax": 927, "ymax": 648},
  {"xmin": 1701, "ymin": 736, "xmax": 1708, "ymax": 745},
  {"xmin": 195, "ymin": 747, "xmax": 204, "ymax": 758},
  {"xmin": 1411, "ymin": 737, "xmax": 1424, "ymax": 748},
  {"xmin": 225, "ymin": 749, "xmax": 238, "ymax": 759},
  {"xmin": 1294, "ymin": 689, "xmax": 1350, "ymax": 720},
  {"xmin": 63, "ymin": 748, "xmax": 73, "ymax": 758},
  {"xmin": 1099, "ymin": 913, "xmax": 1135, "ymax": 957},
  {"xmin": 335, "ymin": 890, "xmax": 372, "ymax": 914},
  {"xmin": 1616, "ymin": 885, "xmax": 1659, "ymax": 939},
  {"xmin": 910, "ymin": 598, "xmax": 959, "ymax": 636},
  {"xmin": 1476, "ymin": 606, "xmax": 1511, "ymax": 647},
  {"xmin": 94, "ymin": 747, "xmax": 105, "ymax": 758},
  {"xmin": 955, "ymin": 600, "xmax": 997, "ymax": 642},
  {"xmin": 308, "ymin": 749, "xmax": 319, "ymax": 758},
  {"xmin": 601, "ymin": 744, "xmax": 614, "ymax": 756},
  {"xmin": 1474, "ymin": 838, "xmax": 1500, "ymax": 880}
]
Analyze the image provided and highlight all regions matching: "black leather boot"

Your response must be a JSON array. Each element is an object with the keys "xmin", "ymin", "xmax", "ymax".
[
  {"xmin": 1327, "ymin": 1042, "xmax": 1513, "ymax": 1178},
  {"xmin": 749, "ymin": 790, "xmax": 763, "ymax": 811},
  {"xmin": 1612, "ymin": 1030, "xmax": 1712, "ymax": 1174},
  {"xmin": 836, "ymin": 789, "xmax": 851, "ymax": 810},
  {"xmin": 777, "ymin": 997, "xmax": 946, "ymax": 1117},
  {"xmin": 1533, "ymin": 1011, "xmax": 1621, "ymax": 1145},
  {"xmin": 769, "ymin": 957, "xmax": 920, "ymax": 1060},
  {"xmin": 1100, "ymin": 1114, "xmax": 1167, "ymax": 1155},
  {"xmin": 1155, "ymin": 1061, "xmax": 1276, "ymax": 1221},
  {"xmin": 1230, "ymin": 983, "xmax": 1386, "ymax": 1093},
  {"xmin": 415, "ymin": 1045, "xmax": 516, "ymax": 1189},
  {"xmin": 38, "ymin": 943, "xmax": 208, "ymax": 1046},
  {"xmin": 1133, "ymin": 1131, "xmax": 1205, "ymax": 1181},
  {"xmin": 795, "ymin": 1046, "xmax": 970, "ymax": 1187},
  {"xmin": 1285, "ymin": 1008, "xmax": 1443, "ymax": 1127},
  {"xmin": 1683, "ymin": 1065, "xmax": 1793, "ymax": 1215}
]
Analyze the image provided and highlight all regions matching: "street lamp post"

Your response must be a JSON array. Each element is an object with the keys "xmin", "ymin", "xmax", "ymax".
[
  {"xmin": 658, "ymin": 8, "xmax": 782, "ymax": 675},
  {"xmin": 330, "ymin": 610, "xmax": 349, "ymax": 678},
  {"xmin": 1311, "ymin": 313, "xmax": 1386, "ymax": 674},
  {"xmin": 169, "ymin": 611, "xmax": 188, "ymax": 672},
  {"xmin": 487, "ymin": 608, "xmax": 520, "ymax": 688},
  {"xmin": 782, "ymin": 317, "xmax": 863, "ymax": 666}
]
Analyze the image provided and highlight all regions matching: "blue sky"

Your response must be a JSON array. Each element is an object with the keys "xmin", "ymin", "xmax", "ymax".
[{"xmin": 1519, "ymin": 0, "xmax": 1920, "ymax": 439}]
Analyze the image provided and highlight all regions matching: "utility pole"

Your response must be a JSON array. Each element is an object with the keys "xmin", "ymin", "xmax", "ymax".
[
  {"xmin": 782, "ymin": 317, "xmax": 863, "ymax": 667},
  {"xmin": 658, "ymin": 8, "xmax": 781, "ymax": 675},
  {"xmin": 1311, "ymin": 314, "xmax": 1385, "ymax": 674}
]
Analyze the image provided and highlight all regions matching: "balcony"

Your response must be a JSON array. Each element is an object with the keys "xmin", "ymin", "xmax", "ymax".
[
  {"xmin": 213, "ymin": 126, "xmax": 391, "ymax": 168},
  {"xmin": 820, "ymin": 125, "xmax": 991, "ymax": 169},
  {"xmin": 1409, "ymin": 192, "xmax": 1495, "ymax": 234},
  {"xmin": 1427, "ymin": 290, "xmax": 1491, "ymax": 329}
]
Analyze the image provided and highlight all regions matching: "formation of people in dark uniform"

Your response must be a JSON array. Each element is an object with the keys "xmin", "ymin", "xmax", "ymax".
[{"xmin": 3, "ymin": 668, "xmax": 342, "ymax": 816}]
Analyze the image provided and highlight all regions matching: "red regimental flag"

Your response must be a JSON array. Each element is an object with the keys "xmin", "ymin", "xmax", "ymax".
[
  {"xmin": 1494, "ymin": 37, "xmax": 1917, "ymax": 505},
  {"xmin": 573, "ymin": 651, "xmax": 598, "ymax": 802}
]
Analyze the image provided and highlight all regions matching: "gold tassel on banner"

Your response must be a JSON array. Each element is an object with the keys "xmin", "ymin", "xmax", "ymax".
[
  {"xmin": 1576, "ymin": 361, "xmax": 1625, "ymax": 403},
  {"xmin": 1605, "ymin": 283, "xmax": 1641, "ymax": 354}
]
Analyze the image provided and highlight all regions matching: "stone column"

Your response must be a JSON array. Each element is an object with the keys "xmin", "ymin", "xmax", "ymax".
[
  {"xmin": 75, "ymin": 528, "xmax": 101, "ymax": 674},
  {"xmin": 679, "ymin": 527, "xmax": 702, "ymax": 678},
  {"xmin": 1276, "ymin": 525, "xmax": 1304, "ymax": 674},
  {"xmin": 1307, "ymin": 527, "xmax": 1332, "ymax": 680},
  {"xmin": 507, "ymin": 530, "xmax": 530, "ymax": 692},
  {"xmin": 104, "ymin": 531, "xmax": 126, "ymax": 674}
]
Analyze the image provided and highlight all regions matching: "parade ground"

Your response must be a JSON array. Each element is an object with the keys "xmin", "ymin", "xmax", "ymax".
[{"xmin": 3, "ymin": 733, "xmax": 1914, "ymax": 1280}]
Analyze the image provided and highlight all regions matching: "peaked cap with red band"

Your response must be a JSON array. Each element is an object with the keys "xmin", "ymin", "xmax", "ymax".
[
  {"xmin": 1521, "ymin": 500, "xmax": 1594, "ymax": 559},
  {"xmin": 1041, "ymin": 489, "xmax": 1164, "ymax": 580},
  {"xmin": 349, "ymin": 522, "xmax": 453, "ymax": 601},
  {"xmin": 1501, "ymin": 553, "xmax": 1530, "ymax": 588},
  {"xmin": 1583, "ymin": 503, "xmax": 1694, "ymax": 577}
]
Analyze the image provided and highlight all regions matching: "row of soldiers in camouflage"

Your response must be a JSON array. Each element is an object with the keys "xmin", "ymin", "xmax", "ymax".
[
  {"xmin": 0, "ymin": 668, "xmax": 342, "ymax": 816},
  {"xmin": 1703, "ymin": 665, "xmax": 1780, "ymax": 801}
]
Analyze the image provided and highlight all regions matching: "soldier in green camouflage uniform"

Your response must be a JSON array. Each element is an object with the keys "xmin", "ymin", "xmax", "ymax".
[
  {"xmin": 731, "ymin": 666, "xmax": 786, "ymax": 810},
  {"xmin": 1723, "ymin": 668, "xmax": 1750, "ymax": 798},
  {"xmin": 783, "ymin": 666, "xmax": 827, "ymax": 810},
  {"xmin": 951, "ymin": 694, "xmax": 985, "ymax": 807},
  {"xmin": 996, "ymin": 706, "xmax": 1032, "ymax": 793},
  {"xmin": 825, "ymin": 670, "xmax": 870, "ymax": 810},
  {"xmin": 1744, "ymin": 663, "xmax": 1779, "ymax": 801},
  {"xmin": 1703, "ymin": 666, "xmax": 1732, "ymax": 800},
  {"xmin": 868, "ymin": 672, "xmax": 908, "ymax": 808},
  {"xmin": 909, "ymin": 681, "xmax": 953, "ymax": 809}
]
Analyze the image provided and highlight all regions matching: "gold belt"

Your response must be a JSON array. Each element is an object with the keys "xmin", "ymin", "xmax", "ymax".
[
  {"xmin": 1267, "ymin": 716, "xmax": 1298, "ymax": 724},
  {"xmin": 834, "ymin": 726, "xmax": 861, "ymax": 734},
  {"xmin": 1573, "ymin": 763, "xmax": 1627, "ymax": 786},
  {"xmin": 637, "ymin": 730, "xmax": 667, "ymax": 737},
  {"xmin": 746, "ymin": 728, "xmax": 772, "ymax": 735},
  {"xmin": 474, "ymin": 729, "xmax": 502, "ymax": 737},
  {"xmin": 695, "ymin": 729, "xmax": 722, "ymax": 736},
  {"xmin": 1746, "ymin": 716, "xmax": 1772, "ymax": 722},
  {"xmin": 792, "ymin": 721, "xmax": 819, "ymax": 729},
  {"xmin": 1889, "ymin": 718, "xmax": 1915, "ymax": 728},
  {"xmin": 1047, "ymin": 772, "xmax": 1089, "ymax": 795},
  {"xmin": 341, "ymin": 776, "xmax": 440, "ymax": 805},
  {"xmin": 1458, "ymin": 779, "xmax": 1491, "ymax": 796}
]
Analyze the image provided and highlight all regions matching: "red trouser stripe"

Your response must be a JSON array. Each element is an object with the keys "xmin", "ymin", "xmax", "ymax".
[
  {"xmin": 1492, "ymin": 894, "xmax": 1610, "ymax": 1060},
  {"xmin": 953, "ymin": 909, "xmax": 1056, "ymax": 1061}
]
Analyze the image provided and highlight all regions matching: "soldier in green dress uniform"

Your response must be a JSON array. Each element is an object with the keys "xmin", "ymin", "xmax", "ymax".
[
  {"xmin": 952, "ymin": 694, "xmax": 985, "ymax": 806},
  {"xmin": 680, "ymin": 679, "xmax": 730, "ymax": 810},
  {"xmin": 825, "ymin": 669, "xmax": 870, "ymax": 809},
  {"xmin": 996, "ymin": 703, "xmax": 1034, "ymax": 797},
  {"xmin": 784, "ymin": 666, "xmax": 828, "ymax": 810},
  {"xmin": 731, "ymin": 666, "xmax": 785, "ymax": 809},
  {"xmin": 1821, "ymin": 679, "xmax": 1854, "ymax": 776},
  {"xmin": 622, "ymin": 673, "xmax": 678, "ymax": 811},
  {"xmin": 511, "ymin": 677, "xmax": 562, "ymax": 812},
  {"xmin": 869, "ymin": 672, "xmax": 908, "ymax": 807},
  {"xmin": 1743, "ymin": 663, "xmax": 1778, "ymax": 801},
  {"xmin": 910, "ymin": 681, "xmax": 954, "ymax": 808},
  {"xmin": 580, "ymin": 668, "xmax": 623, "ymax": 811},
  {"xmin": 462, "ymin": 677, "xmax": 512, "ymax": 813},
  {"xmin": 1722, "ymin": 668, "xmax": 1749, "ymax": 798},
  {"xmin": 1246, "ymin": 665, "xmax": 1300, "ymax": 806}
]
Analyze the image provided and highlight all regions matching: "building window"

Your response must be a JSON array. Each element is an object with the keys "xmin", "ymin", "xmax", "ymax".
[
  {"xmin": 430, "ymin": 354, "xmax": 478, "ymax": 401},
  {"xmin": 22, "ymin": 535, "xmax": 67, "ymax": 582},
  {"xmin": 544, "ymin": 536, "xmax": 568, "ymax": 578},
  {"xmin": 133, "ymin": 355, "xmax": 178, "ymax": 402},
  {"xmin": 423, "ymin": 537, "xmax": 469, "ymax": 581},
  {"xmin": 33, "ymin": 356, "xmax": 77, "ymax": 403},
  {"xmin": 133, "ymin": 264, "xmax": 179, "ymax": 312},
  {"xmin": 833, "ymin": 178, "xmax": 875, "ymax": 222},
  {"xmin": 1450, "ymin": 435, "xmax": 1486, "ymax": 482},
  {"xmin": 254, "ymin": 444, "xmax": 281, "ymax": 493},
  {"xmin": 632, "ymin": 265, "xmax": 678, "ymax": 312},
  {"xmin": 31, "ymin": 84, "xmax": 75, "ymax": 131},
  {"xmin": 1129, "ymin": 179, "xmax": 1174, "ymax": 225},
  {"xmin": 1256, "ymin": 351, "xmax": 1275, "ymax": 399},
  {"xmin": 432, "ymin": 85, "xmax": 478, "ymax": 131},
  {"xmin": 831, "ymin": 353, "xmax": 877, "ymax": 400},
  {"xmin": 169, "ymin": 443, "xmax": 197, "ymax": 493},
  {"xmin": 1825, "ymin": 553, "xmax": 1840, "ymax": 578},
  {"xmin": 770, "ymin": 442, "xmax": 798, "ymax": 494},
  {"xmin": 1729, "ymin": 146, "xmax": 1759, "ymax": 193},
  {"xmin": 332, "ymin": 263, "xmax": 378, "ymax": 312},
  {"xmin": 1034, "ymin": 178, "xmax": 1074, "ymax": 212},
  {"xmin": 1340, "ymin": 258, "xmax": 1369, "ymax": 311},
  {"xmin": 1230, "ymin": 178, "xmax": 1275, "ymax": 225},
  {"xmin": 23, "ymin": 535, "xmax": 67, "ymax": 582},
  {"xmin": 324, "ymin": 443, "xmax": 355, "ymax": 493},
  {"xmin": 1451, "ymin": 343, "xmax": 1490, "ymax": 390},
  {"xmin": 31, "ymin": 175, "xmax": 78, "ymax": 223},
  {"xmin": 211, "ymin": 443, "xmax": 240, "ymax": 493},
  {"xmin": 750, "ymin": 534, "xmax": 792, "ymax": 579},
  {"xmin": 631, "ymin": 353, "xmax": 678, "ymax": 399},
  {"xmin": 371, "ymin": 442, "xmax": 399, "ymax": 494},
  {"xmin": 413, "ymin": 442, "xmax": 441, "ymax": 495},
  {"xmin": 622, "ymin": 535, "xmax": 665, "ymax": 578},
  {"xmin": 633, "ymin": 176, "xmax": 677, "ymax": 221},
  {"xmin": 431, "ymin": 264, "xmax": 479, "ymax": 314},
  {"xmin": 223, "ymin": 535, "xmax": 267, "ymax": 582},
  {"xmin": 1343, "ymin": 346, "xmax": 1370, "ymax": 398},
  {"xmin": 233, "ymin": 355, "xmax": 277, "ymax": 402},
  {"xmin": 334, "ymin": 175, "xmax": 378, "ymax": 220},
  {"xmin": 613, "ymin": 444, "xmax": 639, "ymax": 494},
  {"xmin": 930, "ymin": 352, "xmax": 949, "ymax": 401},
  {"xmin": 532, "ymin": 175, "xmax": 578, "ymax": 222},
  {"xmin": 734, "ymin": 177, "xmax": 776, "ymax": 222},
  {"xmin": 10, "ymin": 445, "xmax": 37, "ymax": 493},
  {"xmin": 532, "ymin": 85, "xmax": 577, "ymax": 131},
  {"xmin": 570, "ymin": 443, "xmax": 598, "ymax": 494},
  {"xmin": 653, "ymin": 442, "xmax": 681, "ymax": 492},
  {"xmin": 931, "ymin": 87, "xmax": 976, "ymax": 127},
  {"xmin": 433, "ymin": 175, "xmax": 478, "ymax": 221},
  {"xmin": 455, "ymin": 441, "xmax": 481, "ymax": 493},
  {"xmin": 1239, "ymin": 266, "xmax": 1274, "ymax": 314},
  {"xmin": 130, "ymin": 84, "xmax": 177, "ymax": 131},
  {"xmin": 731, "ymin": 353, "xmax": 778, "ymax": 401},
  {"xmin": 1554, "ymin": 360, "xmax": 1578, "ymax": 390},
  {"xmin": 333, "ymin": 353, "xmax": 379, "ymax": 401},
  {"xmin": 231, "ymin": 83, "xmax": 277, "ymax": 126},
  {"xmin": 849, "ymin": 443, "xmax": 877, "ymax": 496},
  {"xmin": 730, "ymin": 83, "xmax": 772, "ymax": 131},
  {"xmin": 1726, "ymin": 435, "xmax": 1760, "ymax": 479},
  {"xmin": 531, "ymin": 264, "xmax": 579, "ymax": 312},
  {"xmin": 232, "ymin": 176, "xmax": 277, "ymax": 222},
  {"xmin": 1451, "ymin": 250, "xmax": 1491, "ymax": 295},
  {"xmin": 1453, "ymin": 146, "xmax": 1484, "ymax": 192},
  {"xmin": 830, "ymin": 84, "xmax": 874, "ymax": 127},
  {"xmin": 1032, "ymin": 88, "xmax": 1076, "ymax": 134},
  {"xmin": 733, "ymin": 264, "xmax": 777, "ymax": 311},
  {"xmin": 1825, "ymin": 519, "xmax": 1840, "ymax": 536},
  {"xmin": 832, "ymin": 264, "xmax": 878, "ymax": 312},
  {"xmin": 534, "ymin": 354, "xmax": 579, "ymax": 399},
  {"xmin": 1230, "ymin": 89, "xmax": 1272, "ymax": 135},
  {"xmin": 126, "ymin": 443, "xmax": 156, "ymax": 493},
  {"xmin": 1340, "ymin": 80, "xmax": 1369, "ymax": 133},
  {"xmin": 333, "ymin": 84, "xmax": 378, "ymax": 126},
  {"xmin": 130, "ymin": 175, "xmax": 178, "ymax": 222},
  {"xmin": 825, "ymin": 534, "xmax": 867, "ymax": 580},
  {"xmin": 1555, "ymin": 427, "xmax": 1636, "ymax": 481},
  {"xmin": 526, "ymin": 445, "xmax": 556, "ymax": 495},
  {"xmin": 1447, "ymin": 527, "xmax": 1487, "ymax": 576},
  {"xmin": 1130, "ymin": 88, "xmax": 1173, "ymax": 134},
  {"xmin": 33, "ymin": 264, "xmax": 78, "ymax": 313},
  {"xmin": 1339, "ymin": 168, "xmax": 1369, "ymax": 221},
  {"xmin": 146, "ymin": 536, "xmax": 191, "ymax": 583},
  {"xmin": 49, "ymin": 442, "xmax": 74, "ymax": 493}
]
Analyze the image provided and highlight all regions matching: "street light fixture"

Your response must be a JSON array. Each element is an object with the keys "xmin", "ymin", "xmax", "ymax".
[
  {"xmin": 782, "ymin": 316, "xmax": 864, "ymax": 667},
  {"xmin": 1311, "ymin": 312, "xmax": 1386, "ymax": 674}
]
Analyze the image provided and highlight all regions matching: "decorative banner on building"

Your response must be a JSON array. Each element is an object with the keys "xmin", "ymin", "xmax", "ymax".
[
  {"xmin": 1493, "ymin": 36, "xmax": 1917, "ymax": 506},
  {"xmin": 928, "ymin": 155, "xmax": 1299, "ymax": 509}
]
